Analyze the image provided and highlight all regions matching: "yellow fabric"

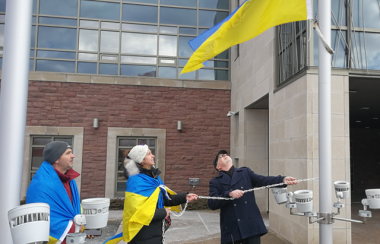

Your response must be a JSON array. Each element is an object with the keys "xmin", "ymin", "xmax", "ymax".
[
  {"xmin": 123, "ymin": 188, "xmax": 161, "ymax": 242},
  {"xmin": 165, "ymin": 187, "xmax": 182, "ymax": 213},
  {"xmin": 181, "ymin": 0, "xmax": 312, "ymax": 74},
  {"xmin": 47, "ymin": 236, "xmax": 58, "ymax": 244}
]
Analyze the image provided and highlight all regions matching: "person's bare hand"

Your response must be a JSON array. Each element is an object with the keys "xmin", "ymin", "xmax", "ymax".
[
  {"xmin": 229, "ymin": 190, "xmax": 244, "ymax": 199},
  {"xmin": 165, "ymin": 208, "xmax": 171, "ymax": 218},
  {"xmin": 283, "ymin": 176, "xmax": 299, "ymax": 185},
  {"xmin": 186, "ymin": 193, "xmax": 198, "ymax": 202}
]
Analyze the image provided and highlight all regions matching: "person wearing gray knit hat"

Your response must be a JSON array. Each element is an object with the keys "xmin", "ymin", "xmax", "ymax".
[
  {"xmin": 43, "ymin": 141, "xmax": 71, "ymax": 164},
  {"xmin": 128, "ymin": 144, "xmax": 149, "ymax": 164}
]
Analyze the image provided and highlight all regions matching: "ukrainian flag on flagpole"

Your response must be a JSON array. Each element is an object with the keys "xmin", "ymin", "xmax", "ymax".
[
  {"xmin": 104, "ymin": 174, "xmax": 181, "ymax": 244},
  {"xmin": 181, "ymin": 0, "xmax": 313, "ymax": 74}
]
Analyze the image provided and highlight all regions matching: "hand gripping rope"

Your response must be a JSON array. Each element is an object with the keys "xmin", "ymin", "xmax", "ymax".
[{"xmin": 162, "ymin": 177, "xmax": 319, "ymax": 243}]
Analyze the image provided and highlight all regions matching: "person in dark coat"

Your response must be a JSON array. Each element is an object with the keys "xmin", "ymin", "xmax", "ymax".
[
  {"xmin": 208, "ymin": 150, "xmax": 298, "ymax": 244},
  {"xmin": 123, "ymin": 145, "xmax": 197, "ymax": 244}
]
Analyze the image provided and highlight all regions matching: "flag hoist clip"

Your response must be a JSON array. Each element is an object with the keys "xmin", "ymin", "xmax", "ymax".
[{"xmin": 271, "ymin": 180, "xmax": 380, "ymax": 225}]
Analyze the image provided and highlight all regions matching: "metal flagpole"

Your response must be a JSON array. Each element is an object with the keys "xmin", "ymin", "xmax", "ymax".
[
  {"xmin": 0, "ymin": 0, "xmax": 33, "ymax": 242},
  {"xmin": 318, "ymin": 0, "xmax": 333, "ymax": 243}
]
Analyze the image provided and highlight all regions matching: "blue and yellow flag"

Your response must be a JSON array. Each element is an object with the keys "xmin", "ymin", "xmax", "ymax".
[
  {"xmin": 104, "ymin": 174, "xmax": 179, "ymax": 244},
  {"xmin": 26, "ymin": 162, "xmax": 81, "ymax": 244},
  {"xmin": 181, "ymin": 0, "xmax": 313, "ymax": 74}
]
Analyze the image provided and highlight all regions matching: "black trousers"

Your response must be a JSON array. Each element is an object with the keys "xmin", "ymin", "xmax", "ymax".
[{"xmin": 225, "ymin": 235, "xmax": 261, "ymax": 244}]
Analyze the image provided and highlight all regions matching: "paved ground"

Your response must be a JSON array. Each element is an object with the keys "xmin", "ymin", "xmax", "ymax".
[{"xmin": 84, "ymin": 203, "xmax": 378, "ymax": 244}]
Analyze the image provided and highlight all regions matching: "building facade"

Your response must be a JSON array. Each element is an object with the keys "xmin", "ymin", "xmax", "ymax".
[{"xmin": 1, "ymin": 0, "xmax": 380, "ymax": 243}]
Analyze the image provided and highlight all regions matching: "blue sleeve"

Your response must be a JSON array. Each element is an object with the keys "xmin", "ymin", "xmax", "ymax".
[
  {"xmin": 208, "ymin": 179, "xmax": 231, "ymax": 210},
  {"xmin": 247, "ymin": 168, "xmax": 285, "ymax": 187}
]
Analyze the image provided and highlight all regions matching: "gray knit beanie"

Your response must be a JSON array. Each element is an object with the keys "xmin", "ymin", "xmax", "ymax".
[
  {"xmin": 128, "ymin": 145, "xmax": 148, "ymax": 164},
  {"xmin": 43, "ymin": 141, "xmax": 71, "ymax": 164}
]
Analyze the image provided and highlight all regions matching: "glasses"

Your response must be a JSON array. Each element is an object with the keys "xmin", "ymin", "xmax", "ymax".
[{"xmin": 218, "ymin": 154, "xmax": 227, "ymax": 158}]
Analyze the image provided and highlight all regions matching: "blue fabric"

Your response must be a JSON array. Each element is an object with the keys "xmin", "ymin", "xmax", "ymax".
[
  {"xmin": 208, "ymin": 167, "xmax": 285, "ymax": 244},
  {"xmin": 26, "ymin": 161, "xmax": 81, "ymax": 241},
  {"xmin": 126, "ymin": 174, "xmax": 168, "ymax": 208}
]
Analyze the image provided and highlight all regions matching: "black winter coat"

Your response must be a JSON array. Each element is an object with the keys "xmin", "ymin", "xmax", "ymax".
[
  {"xmin": 208, "ymin": 167, "xmax": 285, "ymax": 244},
  {"xmin": 127, "ymin": 167, "xmax": 188, "ymax": 244}
]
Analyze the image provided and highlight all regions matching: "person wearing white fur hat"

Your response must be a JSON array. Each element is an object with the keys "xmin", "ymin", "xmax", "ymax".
[{"xmin": 113, "ymin": 144, "xmax": 197, "ymax": 244}]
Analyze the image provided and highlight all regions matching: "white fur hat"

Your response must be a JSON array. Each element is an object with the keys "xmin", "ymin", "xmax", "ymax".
[{"xmin": 128, "ymin": 145, "xmax": 149, "ymax": 164}]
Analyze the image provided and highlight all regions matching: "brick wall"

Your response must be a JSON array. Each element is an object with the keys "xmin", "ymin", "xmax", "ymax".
[{"xmin": 22, "ymin": 80, "xmax": 230, "ymax": 198}]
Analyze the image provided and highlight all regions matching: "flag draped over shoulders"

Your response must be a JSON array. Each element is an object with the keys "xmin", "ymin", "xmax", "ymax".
[
  {"xmin": 26, "ymin": 161, "xmax": 81, "ymax": 244},
  {"xmin": 181, "ymin": 0, "xmax": 313, "ymax": 74},
  {"xmin": 104, "ymin": 173, "xmax": 177, "ymax": 244}
]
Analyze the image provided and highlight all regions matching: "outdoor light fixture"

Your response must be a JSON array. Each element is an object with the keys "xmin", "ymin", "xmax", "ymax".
[
  {"xmin": 227, "ymin": 111, "xmax": 236, "ymax": 117},
  {"xmin": 334, "ymin": 181, "xmax": 350, "ymax": 199},
  {"xmin": 177, "ymin": 121, "xmax": 182, "ymax": 131},
  {"xmin": 65, "ymin": 198, "xmax": 110, "ymax": 244},
  {"xmin": 93, "ymin": 118, "xmax": 99, "ymax": 128},
  {"xmin": 8, "ymin": 203, "xmax": 50, "ymax": 244},
  {"xmin": 364, "ymin": 189, "xmax": 380, "ymax": 209},
  {"xmin": 294, "ymin": 190, "xmax": 314, "ymax": 213}
]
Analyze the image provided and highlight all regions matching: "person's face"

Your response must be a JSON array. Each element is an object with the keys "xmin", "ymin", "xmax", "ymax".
[
  {"xmin": 216, "ymin": 154, "xmax": 232, "ymax": 171},
  {"xmin": 141, "ymin": 149, "xmax": 155, "ymax": 169},
  {"xmin": 55, "ymin": 148, "xmax": 75, "ymax": 173}
]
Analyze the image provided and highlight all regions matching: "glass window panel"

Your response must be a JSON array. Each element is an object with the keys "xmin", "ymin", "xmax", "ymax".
[
  {"xmin": 160, "ymin": 58, "xmax": 175, "ymax": 64},
  {"xmin": 158, "ymin": 67, "xmax": 176, "ymax": 78},
  {"xmin": 78, "ymin": 53, "xmax": 97, "ymax": 60},
  {"xmin": 352, "ymin": 0, "xmax": 380, "ymax": 28},
  {"xmin": 33, "ymin": 137, "xmax": 52, "ymax": 145},
  {"xmin": 122, "ymin": 4, "xmax": 158, "ymax": 23},
  {"xmin": 150, "ymin": 149, "xmax": 155, "ymax": 156},
  {"xmin": 314, "ymin": 30, "xmax": 348, "ymax": 68},
  {"xmin": 199, "ymin": 0, "xmax": 229, "ymax": 9},
  {"xmin": 39, "ymin": 17, "xmax": 77, "ymax": 26},
  {"xmin": 198, "ymin": 69, "xmax": 228, "ymax": 80},
  {"xmin": 160, "ymin": 26, "xmax": 177, "ymax": 34},
  {"xmin": 122, "ymin": 23, "xmax": 157, "ymax": 32},
  {"xmin": 32, "ymin": 0, "xmax": 37, "ymax": 14},
  {"xmin": 78, "ymin": 62, "xmax": 97, "ymax": 74},
  {"xmin": 36, "ymin": 60, "xmax": 75, "ymax": 73},
  {"xmin": 80, "ymin": 20, "xmax": 99, "ymax": 28},
  {"xmin": 30, "ymin": 59, "xmax": 34, "ymax": 71},
  {"xmin": 179, "ymin": 27, "xmax": 197, "ymax": 35},
  {"xmin": 81, "ymin": 1, "xmax": 120, "ymax": 21},
  {"xmin": 0, "ymin": 24, "xmax": 4, "ymax": 46},
  {"xmin": 101, "ymin": 22, "xmax": 119, "ymax": 30},
  {"xmin": 148, "ymin": 139, "xmax": 155, "ymax": 146},
  {"xmin": 123, "ymin": 0, "xmax": 157, "ymax": 4},
  {"xmin": 0, "ymin": 14, "xmax": 5, "ymax": 22},
  {"xmin": 119, "ymin": 139, "xmax": 136, "ymax": 146},
  {"xmin": 199, "ymin": 10, "xmax": 229, "ymax": 27},
  {"xmin": 99, "ymin": 63, "xmax": 118, "ymax": 75},
  {"xmin": 117, "ymin": 172, "xmax": 126, "ymax": 181},
  {"xmin": 314, "ymin": 0, "xmax": 347, "ymax": 26},
  {"xmin": 159, "ymin": 35, "xmax": 177, "ymax": 56},
  {"xmin": 121, "ymin": 33, "xmax": 157, "ymax": 55},
  {"xmin": 100, "ymin": 31, "xmax": 119, "ymax": 53},
  {"xmin": 351, "ymin": 32, "xmax": 380, "ymax": 70},
  {"xmin": 39, "ymin": 0, "xmax": 78, "ymax": 17},
  {"xmin": 37, "ymin": 26, "xmax": 77, "ymax": 50},
  {"xmin": 102, "ymin": 55, "xmax": 118, "ymax": 61},
  {"xmin": 30, "ymin": 26, "xmax": 36, "ymax": 48},
  {"xmin": 117, "ymin": 182, "xmax": 127, "ymax": 192},
  {"xmin": 138, "ymin": 139, "xmax": 148, "ymax": 145},
  {"xmin": 179, "ymin": 36, "xmax": 193, "ymax": 57},
  {"xmin": 37, "ymin": 50, "xmax": 76, "ymax": 59},
  {"xmin": 178, "ymin": 68, "xmax": 195, "ymax": 79},
  {"xmin": 30, "ymin": 50, "xmax": 35, "ymax": 57},
  {"xmin": 54, "ymin": 137, "xmax": 73, "ymax": 145},
  {"xmin": 205, "ymin": 60, "xmax": 228, "ymax": 68},
  {"xmin": 160, "ymin": 0, "xmax": 196, "ymax": 7},
  {"xmin": 0, "ymin": 0, "xmax": 5, "ymax": 12},
  {"xmin": 214, "ymin": 49, "xmax": 229, "ymax": 59},
  {"xmin": 31, "ymin": 147, "xmax": 44, "ymax": 171},
  {"xmin": 120, "ymin": 64, "xmax": 156, "ymax": 76},
  {"xmin": 121, "ymin": 56, "xmax": 157, "ymax": 64},
  {"xmin": 160, "ymin": 7, "xmax": 196, "ymax": 26},
  {"xmin": 32, "ymin": 16, "xmax": 36, "ymax": 24},
  {"xmin": 198, "ymin": 28, "xmax": 208, "ymax": 35},
  {"xmin": 178, "ymin": 59, "xmax": 188, "ymax": 66},
  {"xmin": 79, "ymin": 29, "xmax": 98, "ymax": 52}
]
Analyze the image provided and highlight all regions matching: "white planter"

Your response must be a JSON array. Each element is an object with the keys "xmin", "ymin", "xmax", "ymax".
[
  {"xmin": 8, "ymin": 203, "xmax": 50, "ymax": 244},
  {"xmin": 271, "ymin": 187, "xmax": 288, "ymax": 204},
  {"xmin": 334, "ymin": 181, "xmax": 350, "ymax": 199},
  {"xmin": 81, "ymin": 198, "xmax": 110, "ymax": 229},
  {"xmin": 365, "ymin": 189, "xmax": 380, "ymax": 209},
  {"xmin": 294, "ymin": 190, "xmax": 313, "ymax": 213}
]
